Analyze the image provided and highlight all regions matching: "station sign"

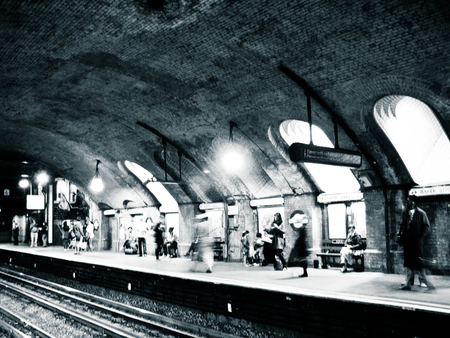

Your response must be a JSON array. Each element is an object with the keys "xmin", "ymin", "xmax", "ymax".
[
  {"xmin": 318, "ymin": 192, "xmax": 363, "ymax": 204},
  {"xmin": 409, "ymin": 184, "xmax": 450, "ymax": 197},
  {"xmin": 289, "ymin": 143, "xmax": 362, "ymax": 167}
]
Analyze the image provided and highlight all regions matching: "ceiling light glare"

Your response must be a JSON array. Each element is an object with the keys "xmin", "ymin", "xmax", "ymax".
[
  {"xmin": 222, "ymin": 148, "xmax": 244, "ymax": 173},
  {"xmin": 36, "ymin": 172, "xmax": 50, "ymax": 185},
  {"xmin": 19, "ymin": 179, "xmax": 29, "ymax": 188},
  {"xmin": 90, "ymin": 176, "xmax": 104, "ymax": 193}
]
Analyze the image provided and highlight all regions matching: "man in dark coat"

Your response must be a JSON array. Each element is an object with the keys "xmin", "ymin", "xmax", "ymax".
[
  {"xmin": 399, "ymin": 196, "xmax": 431, "ymax": 290},
  {"xmin": 153, "ymin": 222, "xmax": 165, "ymax": 260}
]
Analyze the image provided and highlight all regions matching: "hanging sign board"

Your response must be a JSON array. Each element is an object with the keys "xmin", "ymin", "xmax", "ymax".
[
  {"xmin": 318, "ymin": 192, "xmax": 363, "ymax": 204},
  {"xmin": 26, "ymin": 195, "xmax": 45, "ymax": 210},
  {"xmin": 289, "ymin": 143, "xmax": 362, "ymax": 167},
  {"xmin": 409, "ymin": 185, "xmax": 450, "ymax": 197}
]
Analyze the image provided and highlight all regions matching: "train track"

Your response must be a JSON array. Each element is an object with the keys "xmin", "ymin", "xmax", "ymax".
[{"xmin": 0, "ymin": 267, "xmax": 241, "ymax": 338}]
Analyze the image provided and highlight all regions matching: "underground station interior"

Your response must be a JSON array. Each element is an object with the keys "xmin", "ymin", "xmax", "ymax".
[{"xmin": 1, "ymin": 1, "xmax": 450, "ymax": 337}]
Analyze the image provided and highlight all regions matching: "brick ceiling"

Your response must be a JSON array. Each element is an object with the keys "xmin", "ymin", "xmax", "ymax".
[{"xmin": 1, "ymin": 0, "xmax": 450, "ymax": 209}]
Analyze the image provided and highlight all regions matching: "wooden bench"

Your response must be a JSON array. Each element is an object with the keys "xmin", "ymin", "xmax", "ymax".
[{"xmin": 316, "ymin": 239, "xmax": 365, "ymax": 272}]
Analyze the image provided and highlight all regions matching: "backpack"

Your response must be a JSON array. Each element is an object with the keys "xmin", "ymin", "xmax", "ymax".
[{"xmin": 274, "ymin": 255, "xmax": 283, "ymax": 271}]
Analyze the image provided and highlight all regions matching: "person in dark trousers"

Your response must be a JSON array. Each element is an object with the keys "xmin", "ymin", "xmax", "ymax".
[
  {"xmin": 154, "ymin": 222, "xmax": 165, "ymax": 260},
  {"xmin": 267, "ymin": 212, "xmax": 287, "ymax": 270},
  {"xmin": 288, "ymin": 212, "xmax": 309, "ymax": 277},
  {"xmin": 62, "ymin": 221, "xmax": 71, "ymax": 251},
  {"xmin": 241, "ymin": 230, "xmax": 250, "ymax": 266},
  {"xmin": 12, "ymin": 220, "xmax": 19, "ymax": 245},
  {"xmin": 399, "ymin": 196, "xmax": 433, "ymax": 290},
  {"xmin": 41, "ymin": 222, "xmax": 48, "ymax": 247}
]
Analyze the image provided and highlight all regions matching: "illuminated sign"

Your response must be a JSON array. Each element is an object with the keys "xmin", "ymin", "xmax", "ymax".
[
  {"xmin": 318, "ymin": 192, "xmax": 363, "ymax": 204},
  {"xmin": 409, "ymin": 185, "xmax": 450, "ymax": 197},
  {"xmin": 26, "ymin": 195, "xmax": 45, "ymax": 210},
  {"xmin": 199, "ymin": 203, "xmax": 238, "ymax": 215},
  {"xmin": 199, "ymin": 202, "xmax": 225, "ymax": 210},
  {"xmin": 249, "ymin": 197, "xmax": 284, "ymax": 207},
  {"xmin": 289, "ymin": 143, "xmax": 362, "ymax": 167}
]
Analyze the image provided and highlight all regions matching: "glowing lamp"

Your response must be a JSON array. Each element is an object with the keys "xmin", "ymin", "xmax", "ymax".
[{"xmin": 90, "ymin": 160, "xmax": 104, "ymax": 193}]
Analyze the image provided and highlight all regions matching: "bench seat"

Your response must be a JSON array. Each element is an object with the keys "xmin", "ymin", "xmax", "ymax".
[{"xmin": 316, "ymin": 251, "xmax": 364, "ymax": 272}]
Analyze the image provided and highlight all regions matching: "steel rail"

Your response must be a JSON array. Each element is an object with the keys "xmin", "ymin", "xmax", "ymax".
[
  {"xmin": 0, "ymin": 310, "xmax": 52, "ymax": 338},
  {"xmin": 0, "ymin": 268, "xmax": 241, "ymax": 338},
  {"xmin": 0, "ymin": 279, "xmax": 148, "ymax": 338}
]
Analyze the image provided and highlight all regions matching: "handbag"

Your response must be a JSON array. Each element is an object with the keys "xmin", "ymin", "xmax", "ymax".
[{"xmin": 79, "ymin": 240, "xmax": 87, "ymax": 250}]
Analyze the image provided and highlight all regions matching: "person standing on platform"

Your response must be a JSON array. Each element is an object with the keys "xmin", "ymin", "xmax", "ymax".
[
  {"xmin": 267, "ymin": 212, "xmax": 287, "ymax": 271},
  {"xmin": 241, "ymin": 230, "xmax": 250, "ymax": 266},
  {"xmin": 41, "ymin": 222, "xmax": 48, "ymax": 247},
  {"xmin": 12, "ymin": 220, "xmax": 19, "ymax": 245},
  {"xmin": 73, "ymin": 220, "xmax": 84, "ymax": 255},
  {"xmin": 62, "ymin": 221, "xmax": 71, "ymax": 251},
  {"xmin": 154, "ymin": 222, "xmax": 165, "ymax": 260},
  {"xmin": 85, "ymin": 218, "xmax": 94, "ymax": 254},
  {"xmin": 399, "ymin": 196, "xmax": 433, "ymax": 290},
  {"xmin": 261, "ymin": 229, "xmax": 274, "ymax": 266},
  {"xmin": 30, "ymin": 218, "xmax": 39, "ymax": 247},
  {"xmin": 136, "ymin": 217, "xmax": 148, "ymax": 257}
]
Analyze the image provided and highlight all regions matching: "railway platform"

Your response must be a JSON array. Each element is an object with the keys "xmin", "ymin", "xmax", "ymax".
[{"xmin": 1, "ymin": 244, "xmax": 449, "ymax": 337}]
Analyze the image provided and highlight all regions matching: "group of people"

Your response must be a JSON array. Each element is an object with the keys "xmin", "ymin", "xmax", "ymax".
[
  {"xmin": 121, "ymin": 219, "xmax": 179, "ymax": 260},
  {"xmin": 28, "ymin": 218, "xmax": 48, "ymax": 248},
  {"xmin": 62, "ymin": 217, "xmax": 97, "ymax": 255},
  {"xmin": 241, "ymin": 212, "xmax": 308, "ymax": 278}
]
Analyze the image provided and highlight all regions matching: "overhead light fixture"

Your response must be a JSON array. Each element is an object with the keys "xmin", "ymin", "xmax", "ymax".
[
  {"xmin": 222, "ymin": 122, "xmax": 244, "ymax": 173},
  {"xmin": 128, "ymin": 207, "xmax": 146, "ymax": 215},
  {"xmin": 103, "ymin": 209, "xmax": 117, "ymax": 216},
  {"xmin": 36, "ymin": 172, "xmax": 49, "ymax": 185},
  {"xmin": 19, "ymin": 179, "xmax": 29, "ymax": 189},
  {"xmin": 90, "ymin": 160, "xmax": 104, "ymax": 193}
]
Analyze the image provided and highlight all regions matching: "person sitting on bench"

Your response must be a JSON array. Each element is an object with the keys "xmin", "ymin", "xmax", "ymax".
[
  {"xmin": 340, "ymin": 225, "xmax": 363, "ymax": 273},
  {"xmin": 122, "ymin": 227, "xmax": 138, "ymax": 254}
]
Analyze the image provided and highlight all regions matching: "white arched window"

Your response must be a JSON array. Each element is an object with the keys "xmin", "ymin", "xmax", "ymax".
[
  {"xmin": 124, "ymin": 161, "xmax": 179, "ymax": 213},
  {"xmin": 280, "ymin": 120, "xmax": 360, "ymax": 193},
  {"xmin": 374, "ymin": 96, "xmax": 450, "ymax": 186}
]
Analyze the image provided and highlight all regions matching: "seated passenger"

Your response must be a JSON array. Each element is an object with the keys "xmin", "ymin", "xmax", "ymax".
[
  {"xmin": 185, "ymin": 235, "xmax": 199, "ymax": 258},
  {"xmin": 340, "ymin": 225, "xmax": 363, "ymax": 273},
  {"xmin": 252, "ymin": 232, "xmax": 264, "ymax": 266},
  {"xmin": 165, "ymin": 227, "xmax": 178, "ymax": 258},
  {"xmin": 122, "ymin": 227, "xmax": 138, "ymax": 254}
]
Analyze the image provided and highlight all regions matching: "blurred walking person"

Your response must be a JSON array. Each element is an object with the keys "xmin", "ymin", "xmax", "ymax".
[{"xmin": 190, "ymin": 214, "xmax": 214, "ymax": 273}]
